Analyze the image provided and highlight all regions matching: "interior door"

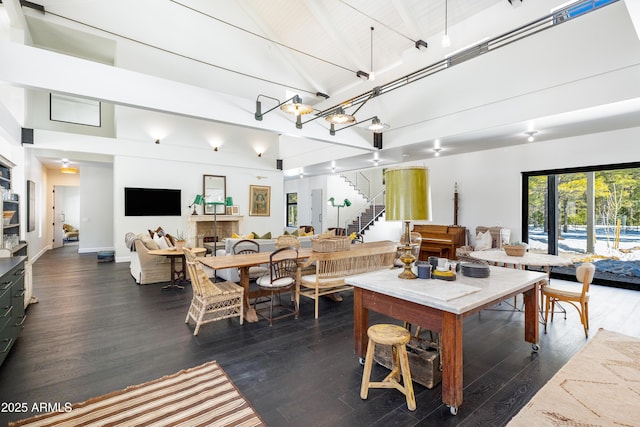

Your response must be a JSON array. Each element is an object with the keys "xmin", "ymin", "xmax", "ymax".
[
  {"xmin": 52, "ymin": 186, "xmax": 64, "ymax": 249},
  {"xmin": 311, "ymin": 189, "xmax": 323, "ymax": 234}
]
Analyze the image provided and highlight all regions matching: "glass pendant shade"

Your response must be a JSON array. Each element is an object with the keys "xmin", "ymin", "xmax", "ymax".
[
  {"xmin": 325, "ymin": 107, "xmax": 356, "ymax": 125},
  {"xmin": 279, "ymin": 95, "xmax": 313, "ymax": 115},
  {"xmin": 368, "ymin": 117, "xmax": 390, "ymax": 133}
]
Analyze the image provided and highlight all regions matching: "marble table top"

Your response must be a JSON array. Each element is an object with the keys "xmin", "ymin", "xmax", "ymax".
[
  {"xmin": 346, "ymin": 266, "xmax": 547, "ymax": 315},
  {"xmin": 469, "ymin": 250, "xmax": 573, "ymax": 267}
]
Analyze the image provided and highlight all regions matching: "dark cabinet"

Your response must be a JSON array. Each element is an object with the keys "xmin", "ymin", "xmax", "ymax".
[
  {"xmin": 0, "ymin": 160, "xmax": 27, "ymax": 257},
  {"xmin": 0, "ymin": 257, "xmax": 27, "ymax": 366}
]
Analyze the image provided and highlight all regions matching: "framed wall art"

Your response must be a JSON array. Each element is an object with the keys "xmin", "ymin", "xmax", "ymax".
[
  {"xmin": 249, "ymin": 185, "xmax": 270, "ymax": 216},
  {"xmin": 226, "ymin": 205, "xmax": 239, "ymax": 215}
]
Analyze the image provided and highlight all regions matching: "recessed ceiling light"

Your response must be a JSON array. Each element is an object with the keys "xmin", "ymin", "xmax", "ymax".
[{"xmin": 524, "ymin": 131, "xmax": 538, "ymax": 142}]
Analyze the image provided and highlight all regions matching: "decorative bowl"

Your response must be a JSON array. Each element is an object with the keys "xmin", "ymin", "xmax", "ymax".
[{"xmin": 504, "ymin": 244, "xmax": 526, "ymax": 257}]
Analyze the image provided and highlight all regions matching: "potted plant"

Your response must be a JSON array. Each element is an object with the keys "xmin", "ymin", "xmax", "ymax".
[
  {"xmin": 503, "ymin": 241, "xmax": 527, "ymax": 257},
  {"xmin": 174, "ymin": 230, "xmax": 187, "ymax": 249}
]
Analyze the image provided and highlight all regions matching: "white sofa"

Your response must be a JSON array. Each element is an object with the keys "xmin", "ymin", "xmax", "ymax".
[
  {"xmin": 126, "ymin": 232, "xmax": 172, "ymax": 284},
  {"xmin": 211, "ymin": 236, "xmax": 315, "ymax": 282}
]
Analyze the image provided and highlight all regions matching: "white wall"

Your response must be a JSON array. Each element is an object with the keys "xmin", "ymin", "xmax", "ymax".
[
  {"xmin": 113, "ymin": 155, "xmax": 285, "ymax": 261},
  {"xmin": 79, "ymin": 164, "xmax": 113, "ymax": 253},
  {"xmin": 288, "ymin": 126, "xmax": 640, "ymax": 247}
]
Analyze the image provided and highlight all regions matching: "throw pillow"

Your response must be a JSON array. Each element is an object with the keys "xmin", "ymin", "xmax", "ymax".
[
  {"xmin": 252, "ymin": 232, "xmax": 272, "ymax": 239},
  {"xmin": 475, "ymin": 230, "xmax": 493, "ymax": 251},
  {"xmin": 153, "ymin": 233, "xmax": 169, "ymax": 249},
  {"xmin": 148, "ymin": 226, "xmax": 165, "ymax": 238},
  {"xmin": 301, "ymin": 230, "xmax": 313, "ymax": 237},
  {"xmin": 232, "ymin": 233, "xmax": 241, "ymax": 238},
  {"xmin": 243, "ymin": 233, "xmax": 255, "ymax": 239},
  {"xmin": 142, "ymin": 237, "xmax": 160, "ymax": 251}
]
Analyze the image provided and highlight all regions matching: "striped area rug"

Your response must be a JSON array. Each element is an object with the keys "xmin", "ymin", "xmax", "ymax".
[{"xmin": 9, "ymin": 361, "xmax": 266, "ymax": 427}]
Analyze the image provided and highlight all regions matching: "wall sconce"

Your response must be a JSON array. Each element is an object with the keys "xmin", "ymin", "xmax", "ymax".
[
  {"xmin": 254, "ymin": 94, "xmax": 313, "ymax": 121},
  {"xmin": 189, "ymin": 194, "xmax": 204, "ymax": 215},
  {"xmin": 155, "ymin": 139, "xmax": 160, "ymax": 144},
  {"xmin": 328, "ymin": 197, "xmax": 352, "ymax": 228},
  {"xmin": 433, "ymin": 148, "xmax": 442, "ymax": 157}
]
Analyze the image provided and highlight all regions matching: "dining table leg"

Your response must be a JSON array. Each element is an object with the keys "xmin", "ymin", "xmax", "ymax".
[
  {"xmin": 239, "ymin": 266, "xmax": 259, "ymax": 322},
  {"xmin": 162, "ymin": 256, "xmax": 184, "ymax": 290}
]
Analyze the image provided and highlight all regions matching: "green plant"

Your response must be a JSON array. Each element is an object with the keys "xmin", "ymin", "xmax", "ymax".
[{"xmin": 508, "ymin": 241, "xmax": 527, "ymax": 246}]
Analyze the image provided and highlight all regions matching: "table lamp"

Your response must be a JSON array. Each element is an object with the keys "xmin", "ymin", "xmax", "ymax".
[
  {"xmin": 385, "ymin": 166, "xmax": 431, "ymax": 279},
  {"xmin": 189, "ymin": 194, "xmax": 204, "ymax": 215}
]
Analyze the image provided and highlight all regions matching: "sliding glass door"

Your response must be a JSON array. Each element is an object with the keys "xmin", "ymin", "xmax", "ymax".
[{"xmin": 523, "ymin": 163, "xmax": 640, "ymax": 286}]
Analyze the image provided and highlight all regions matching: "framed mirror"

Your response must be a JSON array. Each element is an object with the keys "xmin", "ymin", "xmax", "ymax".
[{"xmin": 203, "ymin": 175, "xmax": 226, "ymax": 215}]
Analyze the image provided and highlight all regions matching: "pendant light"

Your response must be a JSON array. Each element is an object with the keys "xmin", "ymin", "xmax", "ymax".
[{"xmin": 442, "ymin": 0, "xmax": 451, "ymax": 48}]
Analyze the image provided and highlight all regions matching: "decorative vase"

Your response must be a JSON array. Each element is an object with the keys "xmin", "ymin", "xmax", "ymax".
[{"xmin": 175, "ymin": 240, "xmax": 186, "ymax": 249}]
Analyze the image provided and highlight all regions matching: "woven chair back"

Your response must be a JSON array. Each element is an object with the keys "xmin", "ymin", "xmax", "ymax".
[
  {"xmin": 317, "ymin": 252, "xmax": 395, "ymax": 279},
  {"xmin": 233, "ymin": 239, "xmax": 259, "ymax": 255},
  {"xmin": 276, "ymin": 235, "xmax": 300, "ymax": 249},
  {"xmin": 184, "ymin": 248, "xmax": 221, "ymax": 297},
  {"xmin": 269, "ymin": 247, "xmax": 299, "ymax": 283}
]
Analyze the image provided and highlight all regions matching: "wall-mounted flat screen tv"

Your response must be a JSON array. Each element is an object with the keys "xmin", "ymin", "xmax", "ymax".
[{"xmin": 124, "ymin": 187, "xmax": 181, "ymax": 216}]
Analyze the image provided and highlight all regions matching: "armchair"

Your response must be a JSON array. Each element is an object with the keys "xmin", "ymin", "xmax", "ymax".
[
  {"xmin": 63, "ymin": 224, "xmax": 79, "ymax": 241},
  {"xmin": 184, "ymin": 248, "xmax": 244, "ymax": 335}
]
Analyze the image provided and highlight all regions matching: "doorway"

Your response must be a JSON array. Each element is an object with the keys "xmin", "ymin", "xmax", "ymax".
[{"xmin": 53, "ymin": 185, "xmax": 80, "ymax": 248}]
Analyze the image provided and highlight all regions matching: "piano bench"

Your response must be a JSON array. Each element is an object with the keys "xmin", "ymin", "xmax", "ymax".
[{"xmin": 420, "ymin": 246, "xmax": 451, "ymax": 259}]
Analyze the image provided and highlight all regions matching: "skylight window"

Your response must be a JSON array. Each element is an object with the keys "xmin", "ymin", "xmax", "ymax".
[{"xmin": 554, "ymin": 0, "xmax": 618, "ymax": 23}]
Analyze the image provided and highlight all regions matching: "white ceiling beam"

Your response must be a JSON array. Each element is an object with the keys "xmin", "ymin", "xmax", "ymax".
[
  {"xmin": 391, "ymin": 0, "xmax": 424, "ymax": 42},
  {"xmin": 236, "ymin": 0, "xmax": 325, "ymax": 98},
  {"xmin": 0, "ymin": 41, "xmax": 374, "ymax": 153},
  {"xmin": 303, "ymin": 0, "xmax": 366, "ymax": 73}
]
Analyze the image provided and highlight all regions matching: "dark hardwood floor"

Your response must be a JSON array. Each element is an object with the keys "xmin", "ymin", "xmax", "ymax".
[{"xmin": 1, "ymin": 245, "xmax": 639, "ymax": 426}]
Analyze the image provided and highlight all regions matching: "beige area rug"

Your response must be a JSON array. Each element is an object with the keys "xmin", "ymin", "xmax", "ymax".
[
  {"xmin": 9, "ymin": 361, "xmax": 266, "ymax": 427},
  {"xmin": 508, "ymin": 328, "xmax": 640, "ymax": 427}
]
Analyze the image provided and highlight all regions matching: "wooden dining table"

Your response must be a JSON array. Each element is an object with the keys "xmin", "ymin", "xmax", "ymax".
[{"xmin": 199, "ymin": 247, "xmax": 314, "ymax": 322}]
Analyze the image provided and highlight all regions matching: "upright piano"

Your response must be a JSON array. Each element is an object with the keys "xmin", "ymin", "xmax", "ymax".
[{"xmin": 412, "ymin": 224, "xmax": 466, "ymax": 261}]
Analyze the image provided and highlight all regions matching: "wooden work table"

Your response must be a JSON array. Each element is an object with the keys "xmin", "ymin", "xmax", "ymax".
[{"xmin": 346, "ymin": 266, "xmax": 547, "ymax": 415}]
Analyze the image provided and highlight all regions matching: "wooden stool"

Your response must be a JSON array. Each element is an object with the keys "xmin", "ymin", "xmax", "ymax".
[{"xmin": 360, "ymin": 324, "xmax": 416, "ymax": 411}]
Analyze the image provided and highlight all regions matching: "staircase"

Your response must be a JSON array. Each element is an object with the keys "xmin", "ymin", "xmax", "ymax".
[
  {"xmin": 346, "ymin": 202, "xmax": 385, "ymax": 236},
  {"xmin": 339, "ymin": 172, "xmax": 385, "ymax": 237}
]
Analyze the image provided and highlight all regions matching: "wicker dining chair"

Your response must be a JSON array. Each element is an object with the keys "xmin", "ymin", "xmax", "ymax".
[
  {"xmin": 542, "ymin": 262, "xmax": 595, "ymax": 338},
  {"xmin": 184, "ymin": 248, "xmax": 244, "ymax": 335},
  {"xmin": 254, "ymin": 246, "xmax": 299, "ymax": 326}
]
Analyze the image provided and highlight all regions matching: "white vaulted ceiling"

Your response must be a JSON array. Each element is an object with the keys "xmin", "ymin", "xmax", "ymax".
[{"xmin": 1, "ymin": 0, "xmax": 639, "ymax": 176}]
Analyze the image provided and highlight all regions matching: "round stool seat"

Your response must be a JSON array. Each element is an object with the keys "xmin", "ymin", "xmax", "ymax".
[
  {"xmin": 367, "ymin": 324, "xmax": 411, "ymax": 346},
  {"xmin": 361, "ymin": 323, "xmax": 416, "ymax": 411}
]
